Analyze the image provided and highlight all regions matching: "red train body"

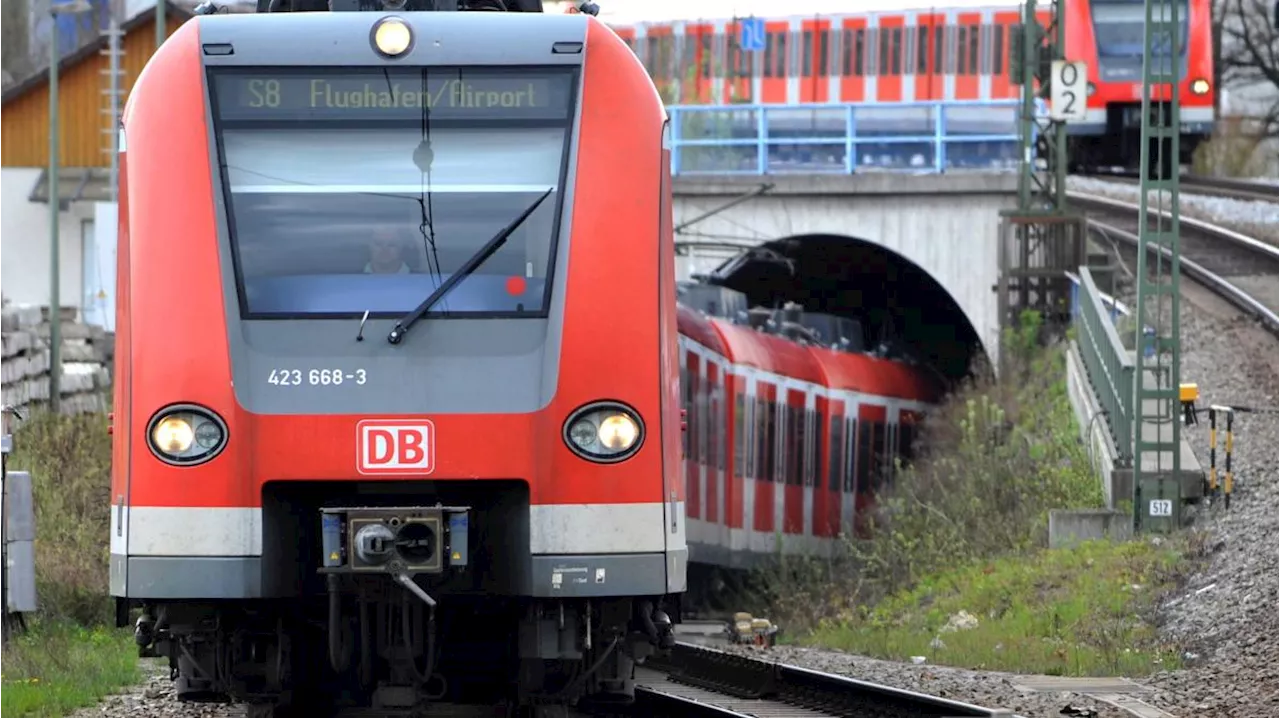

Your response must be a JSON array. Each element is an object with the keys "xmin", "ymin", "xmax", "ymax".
[
  {"xmin": 673, "ymin": 284, "xmax": 944, "ymax": 569},
  {"xmin": 110, "ymin": 8, "xmax": 687, "ymax": 714},
  {"xmin": 602, "ymin": 0, "xmax": 1215, "ymax": 169}
]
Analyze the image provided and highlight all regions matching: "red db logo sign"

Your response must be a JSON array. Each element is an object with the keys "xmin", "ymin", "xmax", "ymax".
[{"xmin": 357, "ymin": 420, "xmax": 435, "ymax": 476}]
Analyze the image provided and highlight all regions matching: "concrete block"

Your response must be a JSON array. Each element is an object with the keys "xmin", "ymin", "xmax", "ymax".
[{"xmin": 1049, "ymin": 509, "xmax": 1134, "ymax": 548}]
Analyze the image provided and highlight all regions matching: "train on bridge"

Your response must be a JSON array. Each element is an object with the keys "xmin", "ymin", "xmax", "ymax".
[
  {"xmin": 108, "ymin": 2, "xmax": 942, "ymax": 717},
  {"xmin": 598, "ymin": 0, "xmax": 1216, "ymax": 172}
]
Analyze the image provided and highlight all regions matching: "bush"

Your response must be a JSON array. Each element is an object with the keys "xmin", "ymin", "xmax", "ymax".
[
  {"xmin": 6, "ymin": 408, "xmax": 114, "ymax": 626},
  {"xmin": 761, "ymin": 311, "xmax": 1104, "ymax": 633},
  {"xmin": 1190, "ymin": 116, "xmax": 1277, "ymax": 178}
]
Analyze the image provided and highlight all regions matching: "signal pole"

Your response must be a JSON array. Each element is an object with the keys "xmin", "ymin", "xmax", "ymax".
[
  {"xmin": 997, "ymin": 0, "xmax": 1085, "ymax": 344},
  {"xmin": 1131, "ymin": 0, "xmax": 1183, "ymax": 530}
]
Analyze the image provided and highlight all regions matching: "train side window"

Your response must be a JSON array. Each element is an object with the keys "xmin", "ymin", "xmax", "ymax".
[
  {"xmin": 841, "ymin": 29, "xmax": 853, "ymax": 75},
  {"xmin": 968, "ymin": 24, "xmax": 979, "ymax": 75},
  {"xmin": 697, "ymin": 375, "xmax": 709, "ymax": 466},
  {"xmin": 757, "ymin": 396, "xmax": 768, "ymax": 481},
  {"xmin": 680, "ymin": 365, "xmax": 689, "ymax": 456},
  {"xmin": 892, "ymin": 27, "xmax": 903, "ymax": 75},
  {"xmin": 808, "ymin": 408, "xmax": 820, "ymax": 487},
  {"xmin": 917, "ymin": 25, "xmax": 928, "ymax": 74},
  {"xmin": 746, "ymin": 396, "xmax": 756, "ymax": 479},
  {"xmin": 700, "ymin": 33, "xmax": 713, "ymax": 79},
  {"xmin": 764, "ymin": 32, "xmax": 776, "ymax": 78},
  {"xmin": 844, "ymin": 417, "xmax": 857, "ymax": 491},
  {"xmin": 818, "ymin": 28, "xmax": 830, "ymax": 76},
  {"xmin": 789, "ymin": 404, "xmax": 801, "ymax": 485},
  {"xmin": 733, "ymin": 390, "xmax": 746, "ymax": 479},
  {"xmin": 872, "ymin": 420, "xmax": 887, "ymax": 484},
  {"xmin": 993, "ymin": 24, "xmax": 1004, "ymax": 76},
  {"xmin": 877, "ymin": 28, "xmax": 888, "ymax": 76},
  {"xmin": 688, "ymin": 367, "xmax": 700, "ymax": 463},
  {"xmin": 957, "ymin": 26, "xmax": 968, "ymax": 76},
  {"xmin": 776, "ymin": 31, "xmax": 788, "ymax": 78},
  {"xmin": 701, "ymin": 377, "xmax": 711, "ymax": 467},
  {"xmin": 934, "ymin": 26, "xmax": 944, "ymax": 75},
  {"xmin": 854, "ymin": 29, "xmax": 866, "ymax": 76},
  {"xmin": 855, "ymin": 419, "xmax": 871, "ymax": 493},
  {"xmin": 711, "ymin": 382, "xmax": 723, "ymax": 471},
  {"xmin": 827, "ymin": 412, "xmax": 841, "ymax": 491},
  {"xmin": 802, "ymin": 30, "xmax": 813, "ymax": 77}
]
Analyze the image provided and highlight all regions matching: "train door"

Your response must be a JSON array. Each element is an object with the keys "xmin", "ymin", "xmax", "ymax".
[
  {"xmin": 917, "ymin": 12, "xmax": 944, "ymax": 101},
  {"xmin": 837, "ymin": 16, "xmax": 869, "ymax": 102},
  {"xmin": 954, "ymin": 12, "xmax": 982, "ymax": 100},
  {"xmin": 760, "ymin": 20, "xmax": 790, "ymax": 104},
  {"xmin": 853, "ymin": 402, "xmax": 887, "ymax": 535},
  {"xmin": 782, "ymin": 387, "xmax": 806, "ymax": 535},
  {"xmin": 656, "ymin": 119, "xmax": 684, "ymax": 593},
  {"xmin": 111, "ymin": 124, "xmax": 133, "ymax": 598},
  {"xmin": 723, "ymin": 19, "xmax": 753, "ymax": 104},
  {"xmin": 876, "ymin": 16, "xmax": 906, "ymax": 102},
  {"xmin": 990, "ymin": 13, "xmax": 1018, "ymax": 100},
  {"xmin": 799, "ymin": 15, "xmax": 834, "ymax": 103},
  {"xmin": 841, "ymin": 402, "xmax": 858, "ymax": 539}
]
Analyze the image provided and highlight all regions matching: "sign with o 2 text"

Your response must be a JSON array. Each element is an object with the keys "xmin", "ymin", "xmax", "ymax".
[{"xmin": 1050, "ymin": 60, "xmax": 1088, "ymax": 122}]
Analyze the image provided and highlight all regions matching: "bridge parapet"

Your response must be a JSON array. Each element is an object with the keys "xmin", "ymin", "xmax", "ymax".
[
  {"xmin": 1074, "ymin": 267, "xmax": 1135, "ymax": 465},
  {"xmin": 666, "ymin": 100, "xmax": 1025, "ymax": 176}
]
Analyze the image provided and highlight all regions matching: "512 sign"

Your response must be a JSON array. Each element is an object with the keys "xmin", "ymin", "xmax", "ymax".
[{"xmin": 268, "ymin": 368, "xmax": 367, "ymax": 386}]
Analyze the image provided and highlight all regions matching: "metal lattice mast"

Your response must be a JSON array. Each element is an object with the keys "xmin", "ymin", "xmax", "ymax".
[
  {"xmin": 1132, "ymin": 0, "xmax": 1182, "ymax": 527},
  {"xmin": 1013, "ymin": 0, "xmax": 1067, "ymax": 213},
  {"xmin": 101, "ymin": 15, "xmax": 124, "ymax": 201},
  {"xmin": 998, "ymin": 0, "xmax": 1084, "ymax": 348}
]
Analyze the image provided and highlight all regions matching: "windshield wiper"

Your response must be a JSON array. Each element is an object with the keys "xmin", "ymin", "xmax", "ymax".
[{"xmin": 387, "ymin": 187, "xmax": 555, "ymax": 345}]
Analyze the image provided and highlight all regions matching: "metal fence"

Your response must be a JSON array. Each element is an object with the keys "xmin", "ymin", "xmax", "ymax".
[
  {"xmin": 1073, "ymin": 267, "xmax": 1134, "ymax": 465},
  {"xmin": 666, "ymin": 100, "xmax": 1024, "ymax": 176}
]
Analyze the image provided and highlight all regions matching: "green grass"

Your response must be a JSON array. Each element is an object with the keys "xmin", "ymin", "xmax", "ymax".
[
  {"xmin": 1, "ymin": 621, "xmax": 141, "ymax": 717},
  {"xmin": 804, "ymin": 538, "xmax": 1190, "ymax": 677}
]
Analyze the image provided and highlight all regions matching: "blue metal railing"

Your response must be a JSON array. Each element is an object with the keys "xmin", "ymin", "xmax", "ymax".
[{"xmin": 666, "ymin": 100, "xmax": 1027, "ymax": 176}]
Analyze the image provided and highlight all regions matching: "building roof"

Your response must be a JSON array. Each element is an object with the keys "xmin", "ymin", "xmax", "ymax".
[{"xmin": 1, "ymin": 1, "xmax": 193, "ymax": 107}]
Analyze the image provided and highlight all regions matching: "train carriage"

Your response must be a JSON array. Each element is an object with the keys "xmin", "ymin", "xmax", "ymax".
[
  {"xmin": 111, "ymin": 5, "xmax": 686, "ymax": 715},
  {"xmin": 675, "ymin": 287, "xmax": 944, "ymax": 577},
  {"xmin": 602, "ymin": 0, "xmax": 1215, "ymax": 171}
]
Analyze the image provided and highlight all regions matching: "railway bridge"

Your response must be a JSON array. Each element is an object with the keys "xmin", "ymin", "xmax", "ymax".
[{"xmin": 665, "ymin": 99, "xmax": 1207, "ymax": 522}]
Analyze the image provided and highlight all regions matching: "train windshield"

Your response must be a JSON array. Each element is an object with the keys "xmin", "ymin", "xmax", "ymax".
[
  {"xmin": 210, "ymin": 66, "xmax": 577, "ymax": 319},
  {"xmin": 1090, "ymin": 0, "xmax": 1189, "ymax": 58}
]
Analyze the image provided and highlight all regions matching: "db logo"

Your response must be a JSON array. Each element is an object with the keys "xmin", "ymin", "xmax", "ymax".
[{"xmin": 357, "ymin": 420, "xmax": 435, "ymax": 476}]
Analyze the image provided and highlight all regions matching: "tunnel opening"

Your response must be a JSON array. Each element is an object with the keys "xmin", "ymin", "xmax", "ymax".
[{"xmin": 699, "ymin": 233, "xmax": 986, "ymax": 386}]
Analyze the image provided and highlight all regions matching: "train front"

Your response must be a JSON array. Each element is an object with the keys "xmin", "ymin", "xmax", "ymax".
[
  {"xmin": 1067, "ymin": 0, "xmax": 1214, "ymax": 170},
  {"xmin": 109, "ymin": 9, "xmax": 684, "ymax": 714}
]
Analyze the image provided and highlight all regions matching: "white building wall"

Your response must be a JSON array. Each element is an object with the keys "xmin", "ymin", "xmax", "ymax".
[{"xmin": 1, "ymin": 167, "xmax": 95, "ymax": 315}]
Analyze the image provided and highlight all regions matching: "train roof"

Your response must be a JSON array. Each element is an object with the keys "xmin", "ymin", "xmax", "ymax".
[
  {"xmin": 807, "ymin": 346, "xmax": 938, "ymax": 403},
  {"xmin": 676, "ymin": 303, "xmax": 729, "ymax": 357},
  {"xmin": 710, "ymin": 317, "xmax": 828, "ymax": 387},
  {"xmin": 593, "ymin": 0, "xmax": 1021, "ymax": 25}
]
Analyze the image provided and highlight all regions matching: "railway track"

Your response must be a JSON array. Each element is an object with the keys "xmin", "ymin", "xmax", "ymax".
[
  {"xmin": 1082, "ymin": 171, "xmax": 1279, "ymax": 203},
  {"xmin": 611, "ymin": 642, "xmax": 1014, "ymax": 718},
  {"xmin": 1068, "ymin": 191, "xmax": 1280, "ymax": 335}
]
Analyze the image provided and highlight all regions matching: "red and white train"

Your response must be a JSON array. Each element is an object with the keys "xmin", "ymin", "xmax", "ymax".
[
  {"xmin": 596, "ymin": 0, "xmax": 1215, "ymax": 169},
  {"xmin": 674, "ymin": 284, "xmax": 944, "ymax": 569}
]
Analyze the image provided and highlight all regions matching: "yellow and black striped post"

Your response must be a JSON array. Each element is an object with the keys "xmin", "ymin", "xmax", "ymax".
[{"xmin": 1208, "ymin": 405, "xmax": 1235, "ymax": 510}]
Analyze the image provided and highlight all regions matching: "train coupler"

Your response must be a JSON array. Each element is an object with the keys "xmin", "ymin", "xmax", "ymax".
[{"xmin": 317, "ymin": 505, "xmax": 471, "ymax": 576}]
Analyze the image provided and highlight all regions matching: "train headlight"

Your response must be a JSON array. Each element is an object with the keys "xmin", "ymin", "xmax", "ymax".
[
  {"xmin": 372, "ymin": 17, "xmax": 413, "ymax": 58},
  {"xmin": 146, "ymin": 404, "xmax": 229, "ymax": 466},
  {"xmin": 563, "ymin": 401, "xmax": 645, "ymax": 463},
  {"xmin": 1191, "ymin": 78, "xmax": 1210, "ymax": 96}
]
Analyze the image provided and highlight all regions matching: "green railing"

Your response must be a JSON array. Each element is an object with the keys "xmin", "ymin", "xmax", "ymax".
[{"xmin": 1074, "ymin": 266, "xmax": 1134, "ymax": 465}]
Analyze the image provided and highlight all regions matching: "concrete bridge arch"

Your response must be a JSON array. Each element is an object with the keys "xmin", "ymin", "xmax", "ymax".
[{"xmin": 672, "ymin": 174, "xmax": 1018, "ymax": 377}]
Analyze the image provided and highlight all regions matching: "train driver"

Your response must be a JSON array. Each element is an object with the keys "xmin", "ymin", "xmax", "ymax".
[{"xmin": 364, "ymin": 226, "xmax": 414, "ymax": 275}]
